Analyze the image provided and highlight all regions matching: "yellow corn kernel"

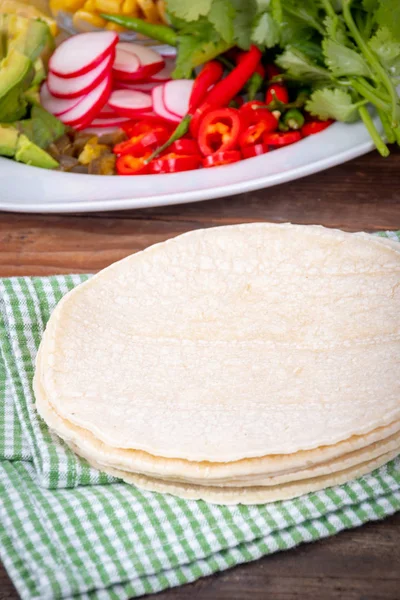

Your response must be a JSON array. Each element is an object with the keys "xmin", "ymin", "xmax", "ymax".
[
  {"xmin": 137, "ymin": 0, "xmax": 159, "ymax": 23},
  {"xmin": 49, "ymin": 0, "xmax": 85, "ymax": 15},
  {"xmin": 82, "ymin": 0, "xmax": 96, "ymax": 11},
  {"xmin": 121, "ymin": 0, "xmax": 139, "ymax": 16},
  {"xmin": 94, "ymin": 0, "xmax": 122, "ymax": 13},
  {"xmin": 72, "ymin": 10, "xmax": 107, "ymax": 31},
  {"xmin": 156, "ymin": 0, "xmax": 167, "ymax": 23},
  {"xmin": 105, "ymin": 22, "xmax": 126, "ymax": 31}
]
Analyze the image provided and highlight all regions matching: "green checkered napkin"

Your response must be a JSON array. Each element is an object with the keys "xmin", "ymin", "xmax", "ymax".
[{"xmin": 1, "ymin": 231, "xmax": 400, "ymax": 600}]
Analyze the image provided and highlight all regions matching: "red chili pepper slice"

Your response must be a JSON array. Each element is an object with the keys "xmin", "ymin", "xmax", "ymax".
[
  {"xmin": 168, "ymin": 139, "xmax": 200, "ymax": 155},
  {"xmin": 239, "ymin": 121, "xmax": 273, "ymax": 148},
  {"xmin": 121, "ymin": 118, "xmax": 173, "ymax": 137},
  {"xmin": 189, "ymin": 102, "xmax": 214, "ymax": 138},
  {"xmin": 114, "ymin": 127, "xmax": 170, "ymax": 156},
  {"xmin": 302, "ymin": 119, "xmax": 334, "ymax": 136},
  {"xmin": 264, "ymin": 131, "xmax": 302, "ymax": 147},
  {"xmin": 197, "ymin": 108, "xmax": 242, "ymax": 156},
  {"xmin": 202, "ymin": 150, "xmax": 241, "ymax": 168},
  {"xmin": 240, "ymin": 101, "xmax": 278, "ymax": 132},
  {"xmin": 150, "ymin": 153, "xmax": 201, "ymax": 174},
  {"xmin": 266, "ymin": 83, "xmax": 289, "ymax": 105},
  {"xmin": 241, "ymin": 143, "xmax": 269, "ymax": 159},
  {"xmin": 189, "ymin": 60, "xmax": 224, "ymax": 113},
  {"xmin": 116, "ymin": 153, "xmax": 152, "ymax": 175}
]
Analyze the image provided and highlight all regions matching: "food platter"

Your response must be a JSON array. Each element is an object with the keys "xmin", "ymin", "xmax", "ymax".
[
  {"xmin": 0, "ymin": 117, "xmax": 377, "ymax": 213},
  {"xmin": 1, "ymin": 0, "xmax": 393, "ymax": 213}
]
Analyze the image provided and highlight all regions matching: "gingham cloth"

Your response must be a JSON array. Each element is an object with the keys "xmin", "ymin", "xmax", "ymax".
[{"xmin": 1, "ymin": 230, "xmax": 400, "ymax": 600}]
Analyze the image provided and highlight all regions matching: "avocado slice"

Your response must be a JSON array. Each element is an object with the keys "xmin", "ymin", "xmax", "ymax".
[
  {"xmin": 15, "ymin": 133, "xmax": 58, "ymax": 169},
  {"xmin": 31, "ymin": 57, "xmax": 45, "ymax": 86},
  {"xmin": 0, "ymin": 123, "xmax": 18, "ymax": 156},
  {"xmin": 0, "ymin": 48, "xmax": 32, "ymax": 122},
  {"xmin": 4, "ymin": 13, "xmax": 50, "ymax": 62}
]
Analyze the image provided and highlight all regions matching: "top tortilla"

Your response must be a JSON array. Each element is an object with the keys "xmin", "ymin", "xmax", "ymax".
[{"xmin": 39, "ymin": 223, "xmax": 400, "ymax": 461}]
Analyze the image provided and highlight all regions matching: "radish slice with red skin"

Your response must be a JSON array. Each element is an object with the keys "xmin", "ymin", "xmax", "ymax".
[
  {"xmin": 149, "ymin": 58, "xmax": 175, "ymax": 82},
  {"xmin": 114, "ymin": 42, "xmax": 164, "ymax": 80},
  {"xmin": 118, "ymin": 42, "xmax": 163, "ymax": 68},
  {"xmin": 108, "ymin": 89, "xmax": 152, "ymax": 118},
  {"xmin": 98, "ymin": 103, "xmax": 118, "ymax": 117},
  {"xmin": 40, "ymin": 82, "xmax": 81, "ymax": 116},
  {"xmin": 49, "ymin": 31, "xmax": 118, "ymax": 78},
  {"xmin": 112, "ymin": 47, "xmax": 141, "ymax": 79},
  {"xmin": 163, "ymin": 79, "xmax": 194, "ymax": 118},
  {"xmin": 47, "ymin": 54, "xmax": 112, "ymax": 99},
  {"xmin": 60, "ymin": 76, "xmax": 111, "ymax": 129},
  {"xmin": 152, "ymin": 85, "xmax": 180, "ymax": 123},
  {"xmin": 89, "ymin": 116, "xmax": 131, "ymax": 127},
  {"xmin": 114, "ymin": 81, "xmax": 158, "ymax": 93}
]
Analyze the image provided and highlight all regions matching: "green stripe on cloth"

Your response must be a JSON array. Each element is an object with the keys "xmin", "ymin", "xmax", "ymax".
[
  {"xmin": 1, "ymin": 461, "xmax": 399, "ymax": 600},
  {"xmin": 0, "ymin": 230, "xmax": 399, "ymax": 600}
]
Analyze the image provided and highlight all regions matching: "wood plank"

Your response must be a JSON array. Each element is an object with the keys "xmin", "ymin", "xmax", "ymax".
[
  {"xmin": 1, "ymin": 513, "xmax": 399, "ymax": 599},
  {"xmin": 0, "ymin": 149, "xmax": 399, "ymax": 276}
]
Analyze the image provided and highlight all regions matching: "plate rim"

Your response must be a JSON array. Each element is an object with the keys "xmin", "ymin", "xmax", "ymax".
[{"xmin": 0, "ymin": 123, "xmax": 375, "ymax": 213}]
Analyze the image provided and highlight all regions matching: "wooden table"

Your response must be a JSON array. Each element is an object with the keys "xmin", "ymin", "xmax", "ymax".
[{"xmin": 1, "ymin": 148, "xmax": 400, "ymax": 599}]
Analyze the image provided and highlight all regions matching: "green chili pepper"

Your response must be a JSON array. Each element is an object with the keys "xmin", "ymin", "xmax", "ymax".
[
  {"xmin": 146, "ymin": 115, "xmax": 192, "ymax": 163},
  {"xmin": 282, "ymin": 108, "xmax": 305, "ymax": 130},
  {"xmin": 101, "ymin": 14, "xmax": 178, "ymax": 46},
  {"xmin": 246, "ymin": 72, "xmax": 264, "ymax": 101}
]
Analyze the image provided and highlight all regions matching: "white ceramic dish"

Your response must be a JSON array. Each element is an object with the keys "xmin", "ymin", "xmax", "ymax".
[{"xmin": 0, "ymin": 119, "xmax": 377, "ymax": 213}]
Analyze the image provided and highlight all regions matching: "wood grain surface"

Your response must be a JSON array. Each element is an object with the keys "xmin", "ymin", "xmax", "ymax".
[{"xmin": 1, "ymin": 147, "xmax": 400, "ymax": 599}]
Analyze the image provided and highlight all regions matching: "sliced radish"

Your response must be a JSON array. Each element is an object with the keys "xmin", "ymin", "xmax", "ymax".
[
  {"xmin": 49, "ymin": 31, "xmax": 118, "ymax": 78},
  {"xmin": 149, "ymin": 57, "xmax": 175, "ymax": 82},
  {"xmin": 89, "ymin": 116, "xmax": 131, "ymax": 127},
  {"xmin": 108, "ymin": 89, "xmax": 152, "ymax": 118},
  {"xmin": 40, "ymin": 82, "xmax": 81, "ymax": 116},
  {"xmin": 98, "ymin": 103, "xmax": 118, "ymax": 117},
  {"xmin": 163, "ymin": 79, "xmax": 194, "ymax": 118},
  {"xmin": 115, "ymin": 42, "xmax": 164, "ymax": 80},
  {"xmin": 60, "ymin": 76, "xmax": 111, "ymax": 130},
  {"xmin": 152, "ymin": 84, "xmax": 180, "ymax": 123},
  {"xmin": 48, "ymin": 55, "xmax": 112, "ymax": 99},
  {"xmin": 112, "ymin": 47, "xmax": 141, "ymax": 80},
  {"xmin": 114, "ymin": 81, "xmax": 158, "ymax": 93}
]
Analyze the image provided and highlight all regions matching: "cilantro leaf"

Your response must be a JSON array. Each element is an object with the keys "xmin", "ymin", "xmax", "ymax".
[
  {"xmin": 306, "ymin": 88, "xmax": 360, "ymax": 122},
  {"xmin": 208, "ymin": 0, "xmax": 235, "ymax": 43},
  {"xmin": 323, "ymin": 15, "xmax": 350, "ymax": 46},
  {"xmin": 369, "ymin": 26, "xmax": 400, "ymax": 76},
  {"xmin": 362, "ymin": 0, "xmax": 378, "ymax": 10},
  {"xmin": 172, "ymin": 35, "xmax": 198, "ymax": 78},
  {"xmin": 322, "ymin": 38, "xmax": 371, "ymax": 77},
  {"xmin": 282, "ymin": 0, "xmax": 324, "ymax": 35},
  {"xmin": 291, "ymin": 39, "xmax": 324, "ymax": 64},
  {"xmin": 231, "ymin": 0, "xmax": 258, "ymax": 48},
  {"xmin": 275, "ymin": 47, "xmax": 332, "ymax": 82},
  {"xmin": 376, "ymin": 0, "xmax": 400, "ymax": 41},
  {"xmin": 251, "ymin": 11, "xmax": 280, "ymax": 48},
  {"xmin": 166, "ymin": 0, "xmax": 213, "ymax": 22},
  {"xmin": 270, "ymin": 0, "xmax": 283, "ymax": 25}
]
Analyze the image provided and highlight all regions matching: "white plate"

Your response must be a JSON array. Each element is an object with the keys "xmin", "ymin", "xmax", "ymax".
[{"xmin": 0, "ymin": 119, "xmax": 376, "ymax": 213}]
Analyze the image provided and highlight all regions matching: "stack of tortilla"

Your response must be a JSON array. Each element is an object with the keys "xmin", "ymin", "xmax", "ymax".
[{"xmin": 34, "ymin": 224, "xmax": 400, "ymax": 505}]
